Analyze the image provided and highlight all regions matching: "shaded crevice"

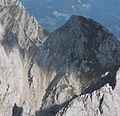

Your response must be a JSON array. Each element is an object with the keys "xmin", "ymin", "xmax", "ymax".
[
  {"xmin": 99, "ymin": 95, "xmax": 104, "ymax": 114},
  {"xmin": 41, "ymin": 72, "xmax": 66, "ymax": 108},
  {"xmin": 81, "ymin": 66, "xmax": 119, "ymax": 95},
  {"xmin": 6, "ymin": 84, "xmax": 9, "ymax": 91},
  {"xmin": 28, "ymin": 63, "xmax": 33, "ymax": 87},
  {"xmin": 35, "ymin": 95, "xmax": 78, "ymax": 116},
  {"xmin": 12, "ymin": 103, "xmax": 23, "ymax": 116}
]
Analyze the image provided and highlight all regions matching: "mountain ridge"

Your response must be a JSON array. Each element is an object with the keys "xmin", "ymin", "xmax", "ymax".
[
  {"xmin": 36, "ymin": 15, "xmax": 120, "ymax": 116},
  {"xmin": 0, "ymin": 0, "xmax": 120, "ymax": 116},
  {"xmin": 21, "ymin": 0, "xmax": 120, "ymax": 39}
]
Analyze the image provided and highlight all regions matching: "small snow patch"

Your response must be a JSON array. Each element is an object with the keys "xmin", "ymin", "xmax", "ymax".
[
  {"xmin": 101, "ymin": 71, "xmax": 110, "ymax": 77},
  {"xmin": 0, "ymin": 24, "xmax": 5, "ymax": 40}
]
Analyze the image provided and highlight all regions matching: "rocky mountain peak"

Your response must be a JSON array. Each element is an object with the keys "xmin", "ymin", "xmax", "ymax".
[
  {"xmin": 36, "ymin": 15, "xmax": 120, "ymax": 116},
  {"xmin": 57, "ymin": 15, "xmax": 116, "ymax": 46},
  {"xmin": 0, "ymin": 1, "xmax": 120, "ymax": 116},
  {"xmin": 42, "ymin": 15, "xmax": 120, "ymax": 73}
]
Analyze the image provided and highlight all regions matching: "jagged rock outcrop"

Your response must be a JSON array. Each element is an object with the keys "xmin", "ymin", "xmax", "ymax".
[
  {"xmin": 0, "ymin": 0, "xmax": 50, "ymax": 115},
  {"xmin": 0, "ymin": 0, "xmax": 120, "ymax": 116},
  {"xmin": 36, "ymin": 16, "xmax": 120, "ymax": 116},
  {"xmin": 57, "ymin": 68, "xmax": 120, "ymax": 116}
]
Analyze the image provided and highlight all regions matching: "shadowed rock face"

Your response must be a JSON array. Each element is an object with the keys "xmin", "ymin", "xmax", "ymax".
[
  {"xmin": 0, "ymin": 1, "xmax": 120, "ymax": 116},
  {"xmin": 12, "ymin": 103, "xmax": 23, "ymax": 116},
  {"xmin": 36, "ymin": 15, "xmax": 120, "ymax": 116}
]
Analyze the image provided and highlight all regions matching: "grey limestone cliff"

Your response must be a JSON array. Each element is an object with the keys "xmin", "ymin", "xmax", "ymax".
[
  {"xmin": 0, "ymin": 0, "xmax": 120, "ymax": 116},
  {"xmin": 0, "ymin": 0, "xmax": 50, "ymax": 115}
]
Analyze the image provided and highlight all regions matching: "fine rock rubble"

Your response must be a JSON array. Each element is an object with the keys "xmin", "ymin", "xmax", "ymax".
[{"xmin": 0, "ymin": 0, "xmax": 120, "ymax": 116}]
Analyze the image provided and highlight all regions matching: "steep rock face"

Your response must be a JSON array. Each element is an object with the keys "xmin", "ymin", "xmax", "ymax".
[
  {"xmin": 1, "ymin": 0, "xmax": 120, "ymax": 116},
  {"xmin": 0, "ymin": 0, "xmax": 50, "ymax": 115},
  {"xmin": 36, "ymin": 15, "xmax": 120, "ymax": 116}
]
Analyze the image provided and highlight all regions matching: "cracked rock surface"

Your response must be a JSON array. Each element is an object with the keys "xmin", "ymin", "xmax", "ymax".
[
  {"xmin": 56, "ymin": 68, "xmax": 120, "ymax": 116},
  {"xmin": 0, "ymin": 0, "xmax": 120, "ymax": 116},
  {"xmin": 0, "ymin": 0, "xmax": 49, "ymax": 115}
]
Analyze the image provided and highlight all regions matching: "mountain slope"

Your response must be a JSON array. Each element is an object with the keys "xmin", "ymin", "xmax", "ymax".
[
  {"xmin": 0, "ymin": 0, "xmax": 49, "ymax": 115},
  {"xmin": 36, "ymin": 15, "xmax": 120, "ymax": 116},
  {"xmin": 0, "ymin": 0, "xmax": 120, "ymax": 116}
]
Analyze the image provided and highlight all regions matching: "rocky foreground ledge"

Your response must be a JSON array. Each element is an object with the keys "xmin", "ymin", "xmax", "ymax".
[{"xmin": 0, "ymin": 0, "xmax": 120, "ymax": 116}]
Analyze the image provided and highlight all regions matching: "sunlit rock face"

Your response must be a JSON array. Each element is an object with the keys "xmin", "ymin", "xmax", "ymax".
[
  {"xmin": 0, "ymin": 0, "xmax": 50, "ymax": 115},
  {"xmin": 0, "ymin": 0, "xmax": 120, "ymax": 116}
]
